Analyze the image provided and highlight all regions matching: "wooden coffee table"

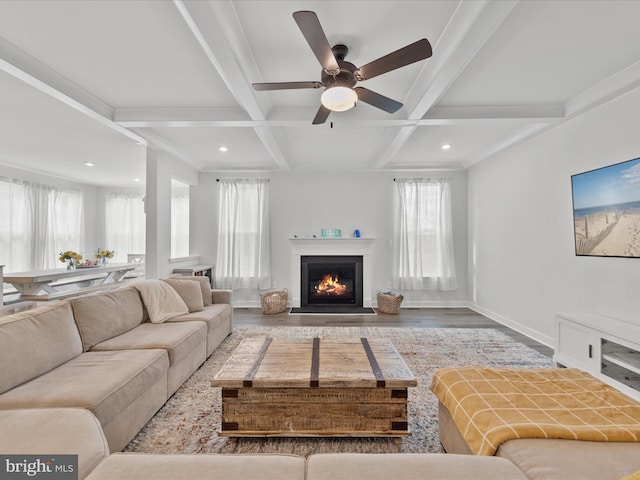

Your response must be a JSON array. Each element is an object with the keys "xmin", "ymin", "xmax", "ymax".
[{"xmin": 211, "ymin": 337, "xmax": 417, "ymax": 437}]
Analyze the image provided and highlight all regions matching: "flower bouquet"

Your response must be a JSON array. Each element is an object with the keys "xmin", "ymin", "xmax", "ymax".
[
  {"xmin": 94, "ymin": 248, "xmax": 115, "ymax": 266},
  {"xmin": 59, "ymin": 251, "xmax": 83, "ymax": 270}
]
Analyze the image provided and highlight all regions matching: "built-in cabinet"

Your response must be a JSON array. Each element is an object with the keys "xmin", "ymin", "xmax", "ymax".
[{"xmin": 555, "ymin": 313, "xmax": 640, "ymax": 401}]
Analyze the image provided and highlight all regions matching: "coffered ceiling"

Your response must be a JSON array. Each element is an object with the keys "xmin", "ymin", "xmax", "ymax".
[{"xmin": 1, "ymin": 0, "xmax": 640, "ymax": 186}]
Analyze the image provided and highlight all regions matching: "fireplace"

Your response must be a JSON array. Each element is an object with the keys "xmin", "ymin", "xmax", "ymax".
[{"xmin": 300, "ymin": 255, "xmax": 363, "ymax": 309}]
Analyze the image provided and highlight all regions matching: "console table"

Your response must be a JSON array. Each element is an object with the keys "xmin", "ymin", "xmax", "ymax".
[
  {"xmin": 173, "ymin": 264, "xmax": 215, "ymax": 287},
  {"xmin": 555, "ymin": 312, "xmax": 640, "ymax": 401},
  {"xmin": 4, "ymin": 263, "xmax": 137, "ymax": 301}
]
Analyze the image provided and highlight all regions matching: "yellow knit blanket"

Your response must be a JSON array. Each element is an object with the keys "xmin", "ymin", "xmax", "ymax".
[{"xmin": 430, "ymin": 367, "xmax": 640, "ymax": 456}]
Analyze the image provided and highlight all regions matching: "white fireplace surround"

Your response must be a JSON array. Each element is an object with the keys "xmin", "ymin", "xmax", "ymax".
[{"xmin": 289, "ymin": 237, "xmax": 375, "ymax": 308}]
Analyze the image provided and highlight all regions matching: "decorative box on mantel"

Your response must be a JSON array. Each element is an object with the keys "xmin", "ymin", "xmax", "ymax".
[{"xmin": 288, "ymin": 237, "xmax": 375, "ymax": 308}]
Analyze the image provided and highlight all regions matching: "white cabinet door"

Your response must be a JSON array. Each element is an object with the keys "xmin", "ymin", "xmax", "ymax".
[{"xmin": 555, "ymin": 318, "xmax": 599, "ymax": 372}]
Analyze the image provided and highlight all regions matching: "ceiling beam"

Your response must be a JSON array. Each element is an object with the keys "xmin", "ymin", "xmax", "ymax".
[
  {"xmin": 114, "ymin": 105, "xmax": 561, "ymax": 128},
  {"xmin": 464, "ymin": 58, "xmax": 640, "ymax": 168},
  {"xmin": 370, "ymin": 0, "xmax": 519, "ymax": 169},
  {"xmin": 173, "ymin": 0, "xmax": 290, "ymax": 170},
  {"xmin": 565, "ymin": 58, "xmax": 640, "ymax": 119},
  {"xmin": 0, "ymin": 36, "xmax": 202, "ymax": 168},
  {"xmin": 0, "ymin": 36, "xmax": 145, "ymax": 145},
  {"xmin": 424, "ymin": 105, "xmax": 564, "ymax": 121}
]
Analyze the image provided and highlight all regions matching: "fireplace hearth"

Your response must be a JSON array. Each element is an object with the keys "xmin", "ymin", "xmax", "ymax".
[{"xmin": 300, "ymin": 255, "xmax": 363, "ymax": 311}]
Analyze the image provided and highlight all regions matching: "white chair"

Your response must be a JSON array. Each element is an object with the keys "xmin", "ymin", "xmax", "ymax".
[{"xmin": 126, "ymin": 254, "xmax": 145, "ymax": 278}]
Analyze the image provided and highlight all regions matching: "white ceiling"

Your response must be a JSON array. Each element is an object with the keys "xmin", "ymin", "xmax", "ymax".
[{"xmin": 1, "ymin": 0, "xmax": 640, "ymax": 186}]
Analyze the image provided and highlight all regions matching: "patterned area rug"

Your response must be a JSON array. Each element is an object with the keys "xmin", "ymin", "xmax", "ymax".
[{"xmin": 125, "ymin": 326, "xmax": 553, "ymax": 456}]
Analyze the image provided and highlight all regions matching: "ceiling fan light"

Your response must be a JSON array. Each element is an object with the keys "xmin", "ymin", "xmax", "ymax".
[{"xmin": 321, "ymin": 86, "xmax": 357, "ymax": 112}]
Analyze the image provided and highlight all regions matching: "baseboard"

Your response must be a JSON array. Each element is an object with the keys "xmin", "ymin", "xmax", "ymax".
[
  {"xmin": 396, "ymin": 300, "xmax": 471, "ymax": 308},
  {"xmin": 468, "ymin": 303, "xmax": 554, "ymax": 349}
]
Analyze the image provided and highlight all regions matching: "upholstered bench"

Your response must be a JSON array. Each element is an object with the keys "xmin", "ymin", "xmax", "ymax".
[{"xmin": 431, "ymin": 366, "xmax": 640, "ymax": 480}]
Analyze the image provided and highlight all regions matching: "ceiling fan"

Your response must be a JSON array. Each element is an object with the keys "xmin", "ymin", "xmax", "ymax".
[{"xmin": 252, "ymin": 11, "xmax": 432, "ymax": 125}]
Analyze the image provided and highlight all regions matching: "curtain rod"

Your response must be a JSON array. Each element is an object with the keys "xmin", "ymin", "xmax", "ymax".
[
  {"xmin": 216, "ymin": 178, "xmax": 269, "ymax": 182},
  {"xmin": 393, "ymin": 178, "xmax": 451, "ymax": 182}
]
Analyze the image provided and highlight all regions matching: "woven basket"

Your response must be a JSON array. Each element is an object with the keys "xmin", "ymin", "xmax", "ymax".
[
  {"xmin": 260, "ymin": 288, "xmax": 288, "ymax": 315},
  {"xmin": 377, "ymin": 291, "xmax": 403, "ymax": 314}
]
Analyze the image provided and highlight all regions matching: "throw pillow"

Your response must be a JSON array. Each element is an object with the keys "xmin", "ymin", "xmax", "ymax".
[
  {"xmin": 167, "ymin": 274, "xmax": 212, "ymax": 306},
  {"xmin": 162, "ymin": 277, "xmax": 205, "ymax": 313},
  {"xmin": 133, "ymin": 279, "xmax": 189, "ymax": 323}
]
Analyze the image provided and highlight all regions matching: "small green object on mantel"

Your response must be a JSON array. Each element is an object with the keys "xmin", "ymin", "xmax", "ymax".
[{"xmin": 321, "ymin": 229, "xmax": 341, "ymax": 238}]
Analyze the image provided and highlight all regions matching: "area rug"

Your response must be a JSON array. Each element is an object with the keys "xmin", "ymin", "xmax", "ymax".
[{"xmin": 125, "ymin": 326, "xmax": 553, "ymax": 456}]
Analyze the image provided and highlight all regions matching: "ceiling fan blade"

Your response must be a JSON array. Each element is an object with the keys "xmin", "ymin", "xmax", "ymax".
[
  {"xmin": 354, "ymin": 87, "xmax": 402, "ymax": 113},
  {"xmin": 355, "ymin": 38, "xmax": 432, "ymax": 81},
  {"xmin": 312, "ymin": 105, "xmax": 331, "ymax": 125},
  {"xmin": 252, "ymin": 81, "xmax": 323, "ymax": 91},
  {"xmin": 293, "ymin": 11, "xmax": 340, "ymax": 73}
]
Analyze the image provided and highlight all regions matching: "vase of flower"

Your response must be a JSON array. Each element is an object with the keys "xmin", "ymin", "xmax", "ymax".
[
  {"xmin": 95, "ymin": 249, "xmax": 115, "ymax": 267},
  {"xmin": 59, "ymin": 250, "xmax": 82, "ymax": 270}
]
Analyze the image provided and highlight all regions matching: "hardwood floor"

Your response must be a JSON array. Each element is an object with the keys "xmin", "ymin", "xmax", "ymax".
[{"xmin": 233, "ymin": 307, "xmax": 554, "ymax": 358}]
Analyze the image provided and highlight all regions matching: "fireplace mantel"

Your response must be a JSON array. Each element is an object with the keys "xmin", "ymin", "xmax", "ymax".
[
  {"xmin": 289, "ymin": 237, "xmax": 375, "ymax": 244},
  {"xmin": 289, "ymin": 237, "xmax": 375, "ymax": 308}
]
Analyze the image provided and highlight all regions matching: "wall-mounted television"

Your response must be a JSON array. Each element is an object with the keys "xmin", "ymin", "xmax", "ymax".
[{"xmin": 571, "ymin": 156, "xmax": 640, "ymax": 258}]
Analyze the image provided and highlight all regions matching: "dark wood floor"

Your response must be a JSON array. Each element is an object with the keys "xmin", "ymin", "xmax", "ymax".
[{"xmin": 234, "ymin": 307, "xmax": 554, "ymax": 358}]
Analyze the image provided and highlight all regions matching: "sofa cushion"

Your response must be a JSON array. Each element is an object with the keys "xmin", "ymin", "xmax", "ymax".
[
  {"xmin": 162, "ymin": 277, "xmax": 205, "ymax": 312},
  {"xmin": 0, "ymin": 349, "xmax": 169, "ymax": 428},
  {"xmin": 305, "ymin": 453, "xmax": 527, "ymax": 480},
  {"xmin": 85, "ymin": 453, "xmax": 305, "ymax": 480},
  {"xmin": 168, "ymin": 304, "xmax": 233, "ymax": 356},
  {"xmin": 496, "ymin": 438, "xmax": 640, "ymax": 480},
  {"xmin": 133, "ymin": 280, "xmax": 189, "ymax": 323},
  {"xmin": 90, "ymin": 322, "xmax": 207, "ymax": 366},
  {"xmin": 0, "ymin": 408, "xmax": 109, "ymax": 480},
  {"xmin": 167, "ymin": 274, "xmax": 212, "ymax": 306},
  {"xmin": 168, "ymin": 304, "xmax": 231, "ymax": 328},
  {"xmin": 71, "ymin": 286, "xmax": 145, "ymax": 351},
  {"xmin": 0, "ymin": 301, "xmax": 82, "ymax": 394}
]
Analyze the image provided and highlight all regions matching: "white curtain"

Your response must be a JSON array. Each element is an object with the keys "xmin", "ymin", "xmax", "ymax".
[
  {"xmin": 216, "ymin": 179, "xmax": 271, "ymax": 289},
  {"xmin": 393, "ymin": 178, "xmax": 457, "ymax": 291},
  {"xmin": 0, "ymin": 178, "xmax": 31, "ymax": 272},
  {"xmin": 0, "ymin": 177, "xmax": 84, "ymax": 272},
  {"xmin": 105, "ymin": 193, "xmax": 146, "ymax": 263}
]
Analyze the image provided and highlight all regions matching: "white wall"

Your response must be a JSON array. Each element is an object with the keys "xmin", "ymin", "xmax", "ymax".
[
  {"xmin": 144, "ymin": 149, "xmax": 199, "ymax": 280},
  {"xmin": 468, "ymin": 87, "xmax": 640, "ymax": 347},
  {"xmin": 192, "ymin": 170, "xmax": 468, "ymax": 307}
]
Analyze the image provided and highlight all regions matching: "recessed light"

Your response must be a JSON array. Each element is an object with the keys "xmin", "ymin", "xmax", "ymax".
[
  {"xmin": 84, "ymin": 162, "xmax": 95, "ymax": 167},
  {"xmin": 218, "ymin": 146, "xmax": 228, "ymax": 153},
  {"xmin": 133, "ymin": 178, "xmax": 141, "ymax": 182},
  {"xmin": 441, "ymin": 144, "xmax": 451, "ymax": 151}
]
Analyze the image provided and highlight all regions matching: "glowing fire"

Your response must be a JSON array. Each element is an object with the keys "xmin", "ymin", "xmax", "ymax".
[{"xmin": 314, "ymin": 274, "xmax": 348, "ymax": 296}]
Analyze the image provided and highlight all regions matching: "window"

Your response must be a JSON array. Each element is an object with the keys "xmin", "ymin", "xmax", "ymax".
[
  {"xmin": 215, "ymin": 179, "xmax": 271, "ymax": 289},
  {"xmin": 171, "ymin": 179, "xmax": 190, "ymax": 259},
  {"xmin": 0, "ymin": 177, "xmax": 83, "ymax": 272},
  {"xmin": 105, "ymin": 193, "xmax": 146, "ymax": 263},
  {"xmin": 393, "ymin": 178, "xmax": 457, "ymax": 291}
]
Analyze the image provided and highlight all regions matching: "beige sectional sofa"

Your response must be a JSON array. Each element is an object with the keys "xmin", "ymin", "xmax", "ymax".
[
  {"xmin": 0, "ymin": 407, "xmax": 526, "ymax": 480},
  {"xmin": 0, "ymin": 277, "xmax": 233, "ymax": 454},
  {"xmin": 5, "ymin": 282, "xmax": 637, "ymax": 479}
]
